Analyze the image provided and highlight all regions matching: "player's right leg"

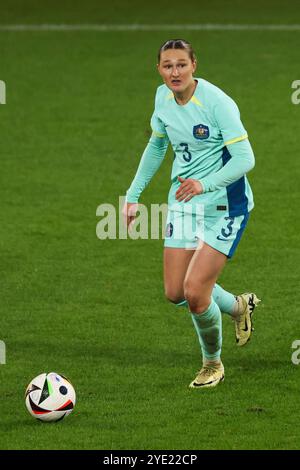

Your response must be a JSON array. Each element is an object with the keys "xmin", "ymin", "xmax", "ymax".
[
  {"xmin": 163, "ymin": 209, "xmax": 196, "ymax": 305},
  {"xmin": 164, "ymin": 247, "xmax": 195, "ymax": 305},
  {"xmin": 164, "ymin": 244, "xmax": 225, "ymax": 389}
]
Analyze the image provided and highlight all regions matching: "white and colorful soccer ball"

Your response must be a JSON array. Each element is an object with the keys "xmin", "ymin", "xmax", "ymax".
[{"xmin": 25, "ymin": 372, "xmax": 76, "ymax": 422}]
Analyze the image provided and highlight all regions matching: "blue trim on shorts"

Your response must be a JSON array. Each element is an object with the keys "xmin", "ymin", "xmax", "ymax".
[
  {"xmin": 228, "ymin": 213, "xmax": 249, "ymax": 258},
  {"xmin": 222, "ymin": 147, "xmax": 249, "ymax": 217}
]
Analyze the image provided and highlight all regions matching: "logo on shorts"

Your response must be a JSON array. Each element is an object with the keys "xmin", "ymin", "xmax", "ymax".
[
  {"xmin": 216, "ymin": 235, "xmax": 230, "ymax": 241},
  {"xmin": 193, "ymin": 124, "xmax": 210, "ymax": 140},
  {"xmin": 165, "ymin": 222, "xmax": 173, "ymax": 238}
]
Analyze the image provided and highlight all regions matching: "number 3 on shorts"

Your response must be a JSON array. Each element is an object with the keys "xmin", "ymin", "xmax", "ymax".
[{"xmin": 220, "ymin": 217, "xmax": 234, "ymax": 238}]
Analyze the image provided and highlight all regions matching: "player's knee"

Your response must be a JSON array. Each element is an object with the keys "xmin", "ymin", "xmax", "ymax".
[
  {"xmin": 184, "ymin": 280, "xmax": 210, "ymax": 314},
  {"xmin": 164, "ymin": 286, "xmax": 184, "ymax": 304}
]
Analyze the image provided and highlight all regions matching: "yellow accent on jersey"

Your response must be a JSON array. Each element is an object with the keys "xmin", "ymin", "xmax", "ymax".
[
  {"xmin": 224, "ymin": 134, "xmax": 248, "ymax": 146},
  {"xmin": 165, "ymin": 92, "xmax": 203, "ymax": 106},
  {"xmin": 191, "ymin": 95, "xmax": 203, "ymax": 106},
  {"xmin": 152, "ymin": 130, "xmax": 166, "ymax": 138}
]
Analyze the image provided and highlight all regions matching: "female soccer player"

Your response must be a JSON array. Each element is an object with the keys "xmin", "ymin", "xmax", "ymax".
[{"xmin": 123, "ymin": 39, "xmax": 260, "ymax": 389}]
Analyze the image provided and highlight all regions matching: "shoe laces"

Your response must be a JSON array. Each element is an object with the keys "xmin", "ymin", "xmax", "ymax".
[
  {"xmin": 248, "ymin": 296, "xmax": 255, "ymax": 313},
  {"xmin": 197, "ymin": 365, "xmax": 219, "ymax": 377}
]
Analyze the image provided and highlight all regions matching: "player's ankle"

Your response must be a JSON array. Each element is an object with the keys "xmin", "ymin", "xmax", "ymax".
[
  {"xmin": 203, "ymin": 358, "xmax": 222, "ymax": 367},
  {"xmin": 231, "ymin": 295, "xmax": 243, "ymax": 319}
]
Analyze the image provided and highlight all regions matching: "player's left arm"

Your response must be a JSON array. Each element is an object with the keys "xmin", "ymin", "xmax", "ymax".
[
  {"xmin": 175, "ymin": 139, "xmax": 255, "ymax": 202},
  {"xmin": 199, "ymin": 96, "xmax": 255, "ymax": 193},
  {"xmin": 199, "ymin": 139, "xmax": 255, "ymax": 193}
]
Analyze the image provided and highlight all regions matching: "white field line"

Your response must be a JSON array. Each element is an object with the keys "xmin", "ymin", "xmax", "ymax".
[{"xmin": 0, "ymin": 23, "xmax": 300, "ymax": 31}]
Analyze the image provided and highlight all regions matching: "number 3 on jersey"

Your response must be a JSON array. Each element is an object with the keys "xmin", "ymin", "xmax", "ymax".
[{"xmin": 175, "ymin": 143, "xmax": 192, "ymax": 162}]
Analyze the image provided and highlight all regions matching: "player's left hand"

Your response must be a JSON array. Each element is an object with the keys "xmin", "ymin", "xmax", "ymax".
[{"xmin": 175, "ymin": 176, "xmax": 203, "ymax": 202}]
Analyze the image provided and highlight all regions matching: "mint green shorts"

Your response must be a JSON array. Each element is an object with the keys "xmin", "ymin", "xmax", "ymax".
[{"xmin": 164, "ymin": 209, "xmax": 249, "ymax": 258}]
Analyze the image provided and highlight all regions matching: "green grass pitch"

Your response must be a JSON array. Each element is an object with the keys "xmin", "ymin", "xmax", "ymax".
[{"xmin": 0, "ymin": 0, "xmax": 300, "ymax": 450}]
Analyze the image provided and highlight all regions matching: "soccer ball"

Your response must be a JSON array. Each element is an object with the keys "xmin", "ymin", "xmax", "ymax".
[{"xmin": 25, "ymin": 372, "xmax": 76, "ymax": 422}]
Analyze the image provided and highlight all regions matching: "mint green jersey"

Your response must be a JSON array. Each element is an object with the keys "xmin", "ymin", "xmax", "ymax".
[{"xmin": 151, "ymin": 78, "xmax": 254, "ymax": 216}]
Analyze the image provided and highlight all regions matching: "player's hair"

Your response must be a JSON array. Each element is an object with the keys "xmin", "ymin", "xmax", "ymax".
[{"xmin": 158, "ymin": 39, "xmax": 196, "ymax": 63}]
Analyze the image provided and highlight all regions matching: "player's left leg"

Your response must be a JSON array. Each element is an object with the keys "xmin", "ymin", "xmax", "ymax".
[
  {"xmin": 234, "ymin": 293, "xmax": 261, "ymax": 346},
  {"xmin": 164, "ymin": 209, "xmax": 244, "ymax": 317},
  {"xmin": 213, "ymin": 283, "xmax": 236, "ymax": 316},
  {"xmin": 213, "ymin": 285, "xmax": 261, "ymax": 345},
  {"xmin": 203, "ymin": 212, "xmax": 260, "ymax": 346},
  {"xmin": 183, "ymin": 242, "xmax": 227, "ymax": 389}
]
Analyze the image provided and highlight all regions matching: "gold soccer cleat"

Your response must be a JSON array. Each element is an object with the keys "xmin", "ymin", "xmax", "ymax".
[
  {"xmin": 235, "ymin": 293, "xmax": 261, "ymax": 347},
  {"xmin": 189, "ymin": 362, "xmax": 225, "ymax": 389}
]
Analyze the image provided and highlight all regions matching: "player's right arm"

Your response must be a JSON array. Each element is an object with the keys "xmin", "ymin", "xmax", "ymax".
[{"xmin": 123, "ymin": 107, "xmax": 169, "ymax": 229}]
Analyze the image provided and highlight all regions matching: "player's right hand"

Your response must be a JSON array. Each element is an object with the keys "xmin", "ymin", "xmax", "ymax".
[{"xmin": 122, "ymin": 202, "xmax": 138, "ymax": 231}]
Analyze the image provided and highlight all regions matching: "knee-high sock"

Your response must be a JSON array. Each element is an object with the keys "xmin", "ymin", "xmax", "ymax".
[
  {"xmin": 175, "ymin": 283, "xmax": 236, "ymax": 316},
  {"xmin": 190, "ymin": 299, "xmax": 222, "ymax": 362},
  {"xmin": 212, "ymin": 284, "xmax": 236, "ymax": 316}
]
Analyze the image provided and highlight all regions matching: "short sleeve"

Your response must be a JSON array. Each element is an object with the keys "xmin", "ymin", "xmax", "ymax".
[
  {"xmin": 150, "ymin": 110, "xmax": 167, "ymax": 138},
  {"xmin": 214, "ymin": 95, "xmax": 248, "ymax": 146}
]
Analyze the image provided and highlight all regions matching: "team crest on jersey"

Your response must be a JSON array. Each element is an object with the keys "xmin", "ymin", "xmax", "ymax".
[
  {"xmin": 193, "ymin": 124, "xmax": 210, "ymax": 140},
  {"xmin": 165, "ymin": 222, "xmax": 173, "ymax": 238}
]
